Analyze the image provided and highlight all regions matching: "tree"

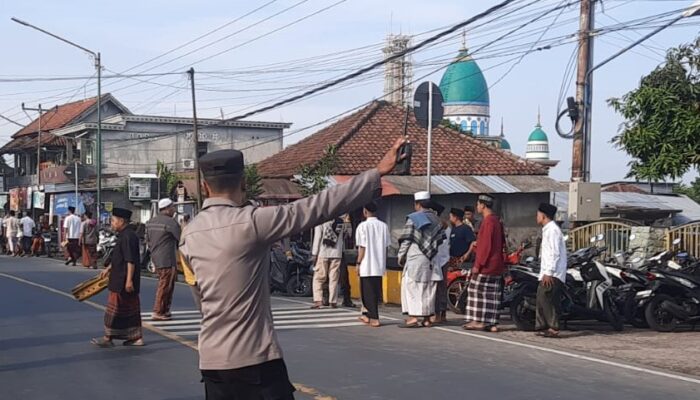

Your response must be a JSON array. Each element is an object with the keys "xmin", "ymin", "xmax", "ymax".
[
  {"xmin": 608, "ymin": 37, "xmax": 700, "ymax": 181},
  {"xmin": 157, "ymin": 161, "xmax": 181, "ymax": 198},
  {"xmin": 245, "ymin": 164, "xmax": 264, "ymax": 200},
  {"xmin": 297, "ymin": 145, "xmax": 338, "ymax": 196},
  {"xmin": 675, "ymin": 177, "xmax": 700, "ymax": 204}
]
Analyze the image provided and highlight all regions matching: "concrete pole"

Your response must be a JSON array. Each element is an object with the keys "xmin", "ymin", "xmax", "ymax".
[
  {"xmin": 427, "ymin": 83, "xmax": 433, "ymax": 193},
  {"xmin": 571, "ymin": 0, "xmax": 595, "ymax": 182},
  {"xmin": 188, "ymin": 68, "xmax": 203, "ymax": 209}
]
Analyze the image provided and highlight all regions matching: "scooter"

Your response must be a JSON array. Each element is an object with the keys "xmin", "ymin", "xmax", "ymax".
[
  {"xmin": 270, "ymin": 242, "xmax": 314, "ymax": 297},
  {"xmin": 508, "ymin": 235, "xmax": 624, "ymax": 331},
  {"xmin": 97, "ymin": 230, "xmax": 117, "ymax": 267}
]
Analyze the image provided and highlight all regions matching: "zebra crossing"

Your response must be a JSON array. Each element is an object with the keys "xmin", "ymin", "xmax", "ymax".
[{"xmin": 142, "ymin": 304, "xmax": 365, "ymax": 339}]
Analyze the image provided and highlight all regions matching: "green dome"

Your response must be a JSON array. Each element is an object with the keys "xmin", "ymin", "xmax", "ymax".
[
  {"xmin": 439, "ymin": 50, "xmax": 490, "ymax": 105},
  {"xmin": 528, "ymin": 125, "xmax": 548, "ymax": 142},
  {"xmin": 500, "ymin": 138, "xmax": 511, "ymax": 150}
]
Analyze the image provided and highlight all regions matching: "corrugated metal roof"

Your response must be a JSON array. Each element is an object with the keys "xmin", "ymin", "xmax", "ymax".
[
  {"xmin": 554, "ymin": 192, "xmax": 700, "ymax": 224},
  {"xmin": 473, "ymin": 175, "xmax": 519, "ymax": 193}
]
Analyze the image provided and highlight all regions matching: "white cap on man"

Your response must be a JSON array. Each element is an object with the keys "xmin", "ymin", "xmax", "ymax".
[
  {"xmin": 414, "ymin": 191, "xmax": 431, "ymax": 201},
  {"xmin": 158, "ymin": 198, "xmax": 174, "ymax": 210}
]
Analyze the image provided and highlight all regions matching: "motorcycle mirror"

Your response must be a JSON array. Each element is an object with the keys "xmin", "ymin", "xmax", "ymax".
[
  {"xmin": 597, "ymin": 234, "xmax": 605, "ymax": 241},
  {"xmin": 525, "ymin": 256, "xmax": 534, "ymax": 263},
  {"xmin": 672, "ymin": 238, "xmax": 682, "ymax": 246},
  {"xmin": 629, "ymin": 234, "xmax": 636, "ymax": 241},
  {"xmin": 590, "ymin": 237, "xmax": 596, "ymax": 243},
  {"xmin": 563, "ymin": 235, "xmax": 569, "ymax": 241}
]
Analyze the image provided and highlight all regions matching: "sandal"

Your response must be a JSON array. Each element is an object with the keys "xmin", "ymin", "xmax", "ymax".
[
  {"xmin": 91, "ymin": 337, "xmax": 114, "ymax": 348},
  {"xmin": 462, "ymin": 323, "xmax": 484, "ymax": 331},
  {"xmin": 358, "ymin": 316, "xmax": 370, "ymax": 324},
  {"xmin": 123, "ymin": 338, "xmax": 145, "ymax": 346},
  {"xmin": 369, "ymin": 320, "xmax": 381, "ymax": 328},
  {"xmin": 543, "ymin": 330, "xmax": 560, "ymax": 338},
  {"xmin": 309, "ymin": 303, "xmax": 322, "ymax": 310},
  {"xmin": 398, "ymin": 322, "xmax": 422, "ymax": 329},
  {"xmin": 485, "ymin": 325, "xmax": 499, "ymax": 333},
  {"xmin": 422, "ymin": 321, "xmax": 433, "ymax": 328}
]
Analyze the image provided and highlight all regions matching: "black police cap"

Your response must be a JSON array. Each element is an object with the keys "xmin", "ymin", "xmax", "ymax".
[{"xmin": 200, "ymin": 149, "xmax": 245, "ymax": 177}]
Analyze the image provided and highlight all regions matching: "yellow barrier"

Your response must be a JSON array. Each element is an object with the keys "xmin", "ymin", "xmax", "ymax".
[{"xmin": 347, "ymin": 266, "xmax": 403, "ymax": 305}]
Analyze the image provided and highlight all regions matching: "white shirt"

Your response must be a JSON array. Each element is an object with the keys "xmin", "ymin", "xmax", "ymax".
[
  {"xmin": 63, "ymin": 214, "xmax": 82, "ymax": 239},
  {"xmin": 4, "ymin": 217, "xmax": 19, "ymax": 237},
  {"xmin": 355, "ymin": 217, "xmax": 390, "ymax": 277},
  {"xmin": 20, "ymin": 216, "xmax": 35, "ymax": 237},
  {"xmin": 539, "ymin": 221, "xmax": 568, "ymax": 283},
  {"xmin": 312, "ymin": 221, "xmax": 349, "ymax": 259}
]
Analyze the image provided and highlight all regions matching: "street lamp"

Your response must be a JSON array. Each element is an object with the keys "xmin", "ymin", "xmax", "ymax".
[
  {"xmin": 579, "ymin": 0, "xmax": 700, "ymax": 181},
  {"xmin": 11, "ymin": 17, "xmax": 103, "ymax": 223}
]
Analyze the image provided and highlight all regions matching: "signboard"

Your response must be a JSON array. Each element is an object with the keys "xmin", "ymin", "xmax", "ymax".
[
  {"xmin": 128, "ymin": 174, "xmax": 157, "ymax": 201},
  {"xmin": 53, "ymin": 193, "xmax": 85, "ymax": 216},
  {"xmin": 413, "ymin": 81, "xmax": 444, "ymax": 129},
  {"xmin": 32, "ymin": 191, "xmax": 45, "ymax": 209},
  {"xmin": 104, "ymin": 202, "xmax": 113, "ymax": 212},
  {"xmin": 9, "ymin": 188, "xmax": 19, "ymax": 211}
]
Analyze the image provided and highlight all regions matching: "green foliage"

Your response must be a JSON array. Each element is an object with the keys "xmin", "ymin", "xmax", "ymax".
[
  {"xmin": 157, "ymin": 160, "xmax": 180, "ymax": 197},
  {"xmin": 244, "ymin": 164, "xmax": 264, "ymax": 200},
  {"xmin": 675, "ymin": 177, "xmax": 700, "ymax": 204},
  {"xmin": 297, "ymin": 145, "xmax": 338, "ymax": 196},
  {"xmin": 608, "ymin": 37, "xmax": 700, "ymax": 181}
]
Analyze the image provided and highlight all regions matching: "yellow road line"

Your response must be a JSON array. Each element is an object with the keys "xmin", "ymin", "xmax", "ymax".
[{"xmin": 0, "ymin": 270, "xmax": 337, "ymax": 399}]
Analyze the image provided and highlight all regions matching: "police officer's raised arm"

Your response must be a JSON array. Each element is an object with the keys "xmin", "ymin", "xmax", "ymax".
[{"xmin": 252, "ymin": 137, "xmax": 406, "ymax": 244}]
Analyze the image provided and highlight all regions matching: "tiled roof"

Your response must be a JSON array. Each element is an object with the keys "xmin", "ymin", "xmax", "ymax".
[
  {"xmin": 12, "ymin": 97, "xmax": 99, "ymax": 138},
  {"xmin": 257, "ymin": 101, "xmax": 547, "ymax": 178},
  {"xmin": 0, "ymin": 133, "xmax": 68, "ymax": 153}
]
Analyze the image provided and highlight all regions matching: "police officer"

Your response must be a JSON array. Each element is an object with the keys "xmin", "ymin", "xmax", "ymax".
[{"xmin": 180, "ymin": 138, "xmax": 406, "ymax": 399}]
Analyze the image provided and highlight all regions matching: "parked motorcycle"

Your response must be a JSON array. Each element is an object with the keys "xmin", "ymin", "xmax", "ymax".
[
  {"xmin": 97, "ymin": 230, "xmax": 117, "ymax": 267},
  {"xmin": 508, "ymin": 235, "xmax": 624, "ymax": 331},
  {"xmin": 270, "ymin": 242, "xmax": 314, "ymax": 297}
]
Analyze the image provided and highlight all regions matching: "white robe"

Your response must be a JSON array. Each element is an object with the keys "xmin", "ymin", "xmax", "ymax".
[{"xmin": 400, "ymin": 242, "xmax": 439, "ymax": 316}]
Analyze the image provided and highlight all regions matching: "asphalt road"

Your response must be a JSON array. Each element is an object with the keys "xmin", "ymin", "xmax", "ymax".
[{"xmin": 1, "ymin": 255, "xmax": 699, "ymax": 400}]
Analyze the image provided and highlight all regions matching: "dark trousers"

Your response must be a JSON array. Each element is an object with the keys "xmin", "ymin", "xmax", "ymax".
[
  {"xmin": 67, "ymin": 239, "xmax": 80, "ymax": 263},
  {"xmin": 154, "ymin": 267, "xmax": 177, "ymax": 315},
  {"xmin": 202, "ymin": 359, "xmax": 296, "ymax": 400},
  {"xmin": 21, "ymin": 236, "xmax": 33, "ymax": 254},
  {"xmin": 435, "ymin": 263, "xmax": 450, "ymax": 314},
  {"xmin": 338, "ymin": 258, "xmax": 352, "ymax": 304},
  {"xmin": 360, "ymin": 276, "xmax": 383, "ymax": 320},
  {"xmin": 536, "ymin": 278, "xmax": 563, "ymax": 331}
]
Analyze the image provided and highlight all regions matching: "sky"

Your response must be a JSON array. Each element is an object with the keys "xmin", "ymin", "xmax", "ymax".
[{"xmin": 1, "ymin": 0, "xmax": 698, "ymax": 184}]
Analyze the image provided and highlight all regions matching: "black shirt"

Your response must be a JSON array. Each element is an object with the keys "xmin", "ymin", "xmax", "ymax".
[
  {"xmin": 108, "ymin": 227, "xmax": 141, "ymax": 294},
  {"xmin": 449, "ymin": 224, "xmax": 476, "ymax": 258}
]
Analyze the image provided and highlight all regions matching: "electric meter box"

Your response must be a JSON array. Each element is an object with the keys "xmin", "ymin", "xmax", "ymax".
[{"xmin": 568, "ymin": 181, "xmax": 600, "ymax": 222}]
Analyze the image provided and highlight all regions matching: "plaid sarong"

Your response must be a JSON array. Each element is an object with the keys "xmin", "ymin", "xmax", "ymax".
[
  {"xmin": 465, "ymin": 274, "xmax": 503, "ymax": 325},
  {"xmin": 104, "ymin": 291, "xmax": 142, "ymax": 341}
]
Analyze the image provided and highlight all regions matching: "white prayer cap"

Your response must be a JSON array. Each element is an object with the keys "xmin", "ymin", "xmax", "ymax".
[
  {"xmin": 158, "ymin": 198, "xmax": 174, "ymax": 210},
  {"xmin": 414, "ymin": 191, "xmax": 431, "ymax": 201}
]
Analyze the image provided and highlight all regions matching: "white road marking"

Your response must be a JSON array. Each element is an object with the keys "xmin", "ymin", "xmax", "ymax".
[
  {"xmin": 148, "ymin": 318, "xmax": 202, "ymax": 325},
  {"xmin": 433, "ymin": 326, "xmax": 700, "ymax": 385},
  {"xmin": 275, "ymin": 322, "xmax": 364, "ymax": 330},
  {"xmin": 274, "ymin": 316, "xmax": 360, "ymax": 324}
]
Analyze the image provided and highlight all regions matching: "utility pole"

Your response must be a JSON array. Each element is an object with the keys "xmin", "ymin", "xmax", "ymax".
[
  {"xmin": 188, "ymin": 68, "xmax": 202, "ymax": 209},
  {"xmin": 95, "ymin": 52, "xmax": 102, "ymax": 225},
  {"xmin": 571, "ymin": 0, "xmax": 595, "ymax": 182},
  {"xmin": 21, "ymin": 103, "xmax": 48, "ymax": 186}
]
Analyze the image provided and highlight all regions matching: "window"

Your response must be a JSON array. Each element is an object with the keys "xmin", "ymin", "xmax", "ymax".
[
  {"xmin": 197, "ymin": 142, "xmax": 208, "ymax": 158},
  {"xmin": 470, "ymin": 120, "xmax": 478, "ymax": 135},
  {"xmin": 460, "ymin": 120, "xmax": 468, "ymax": 132},
  {"xmin": 82, "ymin": 140, "xmax": 94, "ymax": 165},
  {"xmin": 480, "ymin": 121, "xmax": 486, "ymax": 136}
]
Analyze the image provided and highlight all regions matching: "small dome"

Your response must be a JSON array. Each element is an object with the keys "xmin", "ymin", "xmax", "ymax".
[
  {"xmin": 528, "ymin": 126, "xmax": 548, "ymax": 142},
  {"xmin": 500, "ymin": 138, "xmax": 511, "ymax": 151},
  {"xmin": 439, "ymin": 49, "xmax": 490, "ymax": 105}
]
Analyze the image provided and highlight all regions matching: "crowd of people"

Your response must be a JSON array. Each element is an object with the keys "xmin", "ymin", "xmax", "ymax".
[{"xmin": 309, "ymin": 190, "xmax": 567, "ymax": 337}]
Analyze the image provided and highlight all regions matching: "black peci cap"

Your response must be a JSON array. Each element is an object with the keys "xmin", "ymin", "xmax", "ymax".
[
  {"xmin": 538, "ymin": 203, "xmax": 557, "ymax": 220},
  {"xmin": 200, "ymin": 149, "xmax": 245, "ymax": 177},
  {"xmin": 112, "ymin": 207, "xmax": 132, "ymax": 220}
]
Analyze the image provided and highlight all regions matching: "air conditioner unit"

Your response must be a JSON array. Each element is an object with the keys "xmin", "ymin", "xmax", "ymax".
[{"xmin": 182, "ymin": 159, "xmax": 195, "ymax": 170}]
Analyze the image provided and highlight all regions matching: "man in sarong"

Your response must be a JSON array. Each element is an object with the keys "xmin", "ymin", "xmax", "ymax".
[
  {"xmin": 464, "ymin": 194, "xmax": 505, "ymax": 333},
  {"xmin": 92, "ymin": 207, "xmax": 144, "ymax": 347},
  {"xmin": 398, "ymin": 191, "xmax": 446, "ymax": 328}
]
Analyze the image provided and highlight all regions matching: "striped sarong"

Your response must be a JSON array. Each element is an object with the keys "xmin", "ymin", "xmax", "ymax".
[
  {"xmin": 465, "ymin": 274, "xmax": 503, "ymax": 326},
  {"xmin": 104, "ymin": 291, "xmax": 142, "ymax": 341}
]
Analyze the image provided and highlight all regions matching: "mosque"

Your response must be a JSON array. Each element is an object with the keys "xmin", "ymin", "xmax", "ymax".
[{"xmin": 438, "ymin": 39, "xmax": 558, "ymax": 168}]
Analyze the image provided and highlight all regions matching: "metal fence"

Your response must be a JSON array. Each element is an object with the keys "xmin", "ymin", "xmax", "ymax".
[
  {"xmin": 568, "ymin": 220, "xmax": 637, "ymax": 259},
  {"xmin": 666, "ymin": 222, "xmax": 700, "ymax": 257}
]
